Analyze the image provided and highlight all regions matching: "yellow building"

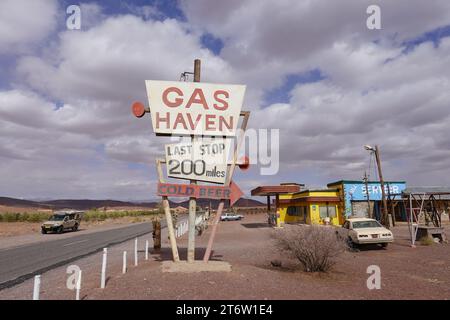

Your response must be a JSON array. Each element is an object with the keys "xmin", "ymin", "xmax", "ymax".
[{"xmin": 278, "ymin": 189, "xmax": 343, "ymax": 226}]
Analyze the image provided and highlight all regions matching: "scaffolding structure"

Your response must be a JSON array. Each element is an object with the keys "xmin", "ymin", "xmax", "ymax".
[{"xmin": 400, "ymin": 188, "xmax": 449, "ymax": 246}]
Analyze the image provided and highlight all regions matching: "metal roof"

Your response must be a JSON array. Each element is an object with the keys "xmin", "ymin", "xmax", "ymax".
[
  {"xmin": 403, "ymin": 187, "xmax": 450, "ymax": 196},
  {"xmin": 328, "ymin": 180, "xmax": 406, "ymax": 186},
  {"xmin": 251, "ymin": 185, "xmax": 302, "ymax": 196}
]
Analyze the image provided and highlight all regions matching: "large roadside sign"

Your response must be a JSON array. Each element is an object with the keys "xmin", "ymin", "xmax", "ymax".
[
  {"xmin": 157, "ymin": 181, "xmax": 243, "ymax": 206},
  {"xmin": 145, "ymin": 80, "xmax": 246, "ymax": 136},
  {"xmin": 165, "ymin": 140, "xmax": 231, "ymax": 184}
]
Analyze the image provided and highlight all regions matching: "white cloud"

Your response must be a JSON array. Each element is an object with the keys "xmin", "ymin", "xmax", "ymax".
[
  {"xmin": 0, "ymin": 0, "xmax": 58, "ymax": 54},
  {"xmin": 1, "ymin": 1, "xmax": 450, "ymax": 200},
  {"xmin": 1, "ymin": 12, "xmax": 236, "ymax": 199},
  {"xmin": 181, "ymin": 0, "xmax": 450, "ymax": 104},
  {"xmin": 251, "ymin": 38, "xmax": 450, "ymax": 185}
]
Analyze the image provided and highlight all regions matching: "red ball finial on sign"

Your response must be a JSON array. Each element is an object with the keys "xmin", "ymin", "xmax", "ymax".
[
  {"xmin": 132, "ymin": 102, "xmax": 146, "ymax": 118},
  {"xmin": 238, "ymin": 156, "xmax": 250, "ymax": 170}
]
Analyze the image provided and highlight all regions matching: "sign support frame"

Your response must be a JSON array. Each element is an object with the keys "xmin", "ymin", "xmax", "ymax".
[
  {"xmin": 156, "ymin": 158, "xmax": 180, "ymax": 262},
  {"xmin": 155, "ymin": 110, "xmax": 250, "ymax": 263},
  {"xmin": 202, "ymin": 111, "xmax": 250, "ymax": 262}
]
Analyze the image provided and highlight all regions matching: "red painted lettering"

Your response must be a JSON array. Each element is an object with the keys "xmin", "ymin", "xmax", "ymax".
[
  {"xmin": 205, "ymin": 114, "xmax": 216, "ymax": 130},
  {"xmin": 186, "ymin": 88, "xmax": 209, "ymax": 109},
  {"xmin": 156, "ymin": 112, "xmax": 170, "ymax": 129},
  {"xmin": 173, "ymin": 113, "xmax": 188, "ymax": 130},
  {"xmin": 213, "ymin": 90, "xmax": 229, "ymax": 111},
  {"xmin": 186, "ymin": 114, "xmax": 202, "ymax": 130},
  {"xmin": 219, "ymin": 116, "xmax": 233, "ymax": 131},
  {"xmin": 162, "ymin": 87, "xmax": 183, "ymax": 108}
]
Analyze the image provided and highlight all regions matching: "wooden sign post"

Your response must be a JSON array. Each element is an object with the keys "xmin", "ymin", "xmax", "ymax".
[{"xmin": 188, "ymin": 59, "xmax": 200, "ymax": 263}]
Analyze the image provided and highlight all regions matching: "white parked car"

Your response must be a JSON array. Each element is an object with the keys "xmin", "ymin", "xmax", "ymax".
[
  {"xmin": 220, "ymin": 212, "xmax": 243, "ymax": 221},
  {"xmin": 342, "ymin": 218, "xmax": 394, "ymax": 248}
]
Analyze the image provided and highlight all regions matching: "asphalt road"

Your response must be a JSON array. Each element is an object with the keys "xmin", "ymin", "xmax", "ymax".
[{"xmin": 0, "ymin": 222, "xmax": 164, "ymax": 290}]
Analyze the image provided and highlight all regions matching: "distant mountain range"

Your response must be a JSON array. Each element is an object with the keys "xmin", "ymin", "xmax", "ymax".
[{"xmin": 0, "ymin": 196, "xmax": 265, "ymax": 211}]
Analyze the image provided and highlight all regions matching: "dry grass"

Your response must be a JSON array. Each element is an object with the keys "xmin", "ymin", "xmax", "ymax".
[{"xmin": 419, "ymin": 236, "xmax": 434, "ymax": 246}]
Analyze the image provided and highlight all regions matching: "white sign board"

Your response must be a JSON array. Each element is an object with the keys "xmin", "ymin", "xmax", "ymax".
[
  {"xmin": 145, "ymin": 80, "xmax": 246, "ymax": 136},
  {"xmin": 165, "ymin": 140, "xmax": 231, "ymax": 184}
]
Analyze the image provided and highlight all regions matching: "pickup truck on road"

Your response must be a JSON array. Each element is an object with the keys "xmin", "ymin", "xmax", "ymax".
[{"xmin": 41, "ymin": 211, "xmax": 83, "ymax": 234}]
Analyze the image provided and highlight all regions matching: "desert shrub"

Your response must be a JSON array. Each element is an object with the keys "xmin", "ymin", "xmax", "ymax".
[
  {"xmin": 31, "ymin": 213, "xmax": 49, "ymax": 222},
  {"xmin": 273, "ymin": 224, "xmax": 348, "ymax": 272},
  {"xmin": 82, "ymin": 209, "xmax": 157, "ymax": 222},
  {"xmin": 108, "ymin": 212, "xmax": 119, "ymax": 219},
  {"xmin": 88, "ymin": 211, "xmax": 99, "ymax": 221},
  {"xmin": 19, "ymin": 212, "xmax": 29, "ymax": 222},
  {"xmin": 97, "ymin": 213, "xmax": 107, "ymax": 221},
  {"xmin": 27, "ymin": 214, "xmax": 40, "ymax": 222},
  {"xmin": 3, "ymin": 213, "xmax": 19, "ymax": 222},
  {"xmin": 419, "ymin": 236, "xmax": 434, "ymax": 246},
  {"xmin": 0, "ymin": 212, "xmax": 51, "ymax": 223}
]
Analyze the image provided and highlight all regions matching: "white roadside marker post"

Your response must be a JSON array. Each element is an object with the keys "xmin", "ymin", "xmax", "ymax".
[
  {"xmin": 100, "ymin": 248, "xmax": 107, "ymax": 289},
  {"xmin": 75, "ymin": 270, "xmax": 82, "ymax": 301},
  {"xmin": 122, "ymin": 251, "xmax": 127, "ymax": 274},
  {"xmin": 134, "ymin": 238, "xmax": 138, "ymax": 266},
  {"xmin": 145, "ymin": 240, "xmax": 149, "ymax": 260},
  {"xmin": 33, "ymin": 275, "xmax": 41, "ymax": 300}
]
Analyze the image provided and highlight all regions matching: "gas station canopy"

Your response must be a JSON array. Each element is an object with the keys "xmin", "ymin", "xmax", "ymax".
[{"xmin": 251, "ymin": 183, "xmax": 304, "ymax": 196}]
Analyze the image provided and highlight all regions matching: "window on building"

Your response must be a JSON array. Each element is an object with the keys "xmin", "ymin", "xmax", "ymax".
[
  {"xmin": 287, "ymin": 206, "xmax": 299, "ymax": 216},
  {"xmin": 287, "ymin": 206, "xmax": 307, "ymax": 220},
  {"xmin": 319, "ymin": 205, "xmax": 336, "ymax": 218}
]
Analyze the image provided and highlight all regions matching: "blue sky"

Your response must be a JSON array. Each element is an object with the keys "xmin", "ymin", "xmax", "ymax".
[{"xmin": 1, "ymin": 0, "xmax": 450, "ymax": 200}]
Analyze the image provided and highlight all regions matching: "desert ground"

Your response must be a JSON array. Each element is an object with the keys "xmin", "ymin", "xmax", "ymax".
[{"xmin": 0, "ymin": 213, "xmax": 448, "ymax": 300}]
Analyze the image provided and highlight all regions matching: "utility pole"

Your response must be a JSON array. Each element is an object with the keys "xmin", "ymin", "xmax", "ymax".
[
  {"xmin": 374, "ymin": 145, "xmax": 390, "ymax": 228},
  {"xmin": 363, "ymin": 171, "xmax": 371, "ymax": 218},
  {"xmin": 187, "ymin": 59, "xmax": 201, "ymax": 263}
]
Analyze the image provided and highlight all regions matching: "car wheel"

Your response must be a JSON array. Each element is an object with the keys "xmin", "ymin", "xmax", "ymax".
[
  {"xmin": 72, "ymin": 224, "xmax": 78, "ymax": 232},
  {"xmin": 58, "ymin": 226, "xmax": 64, "ymax": 234},
  {"xmin": 381, "ymin": 243, "xmax": 388, "ymax": 248},
  {"xmin": 41, "ymin": 229, "xmax": 47, "ymax": 234},
  {"xmin": 347, "ymin": 237, "xmax": 357, "ymax": 250}
]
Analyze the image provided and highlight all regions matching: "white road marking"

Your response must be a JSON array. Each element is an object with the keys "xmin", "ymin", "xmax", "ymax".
[{"xmin": 62, "ymin": 239, "xmax": 88, "ymax": 247}]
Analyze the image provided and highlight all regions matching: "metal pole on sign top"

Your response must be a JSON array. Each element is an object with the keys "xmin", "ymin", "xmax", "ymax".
[{"xmin": 187, "ymin": 59, "xmax": 201, "ymax": 263}]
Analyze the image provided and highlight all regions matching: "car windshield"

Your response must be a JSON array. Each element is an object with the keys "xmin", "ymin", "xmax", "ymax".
[
  {"xmin": 352, "ymin": 220, "xmax": 382, "ymax": 229},
  {"xmin": 49, "ymin": 215, "xmax": 65, "ymax": 221}
]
